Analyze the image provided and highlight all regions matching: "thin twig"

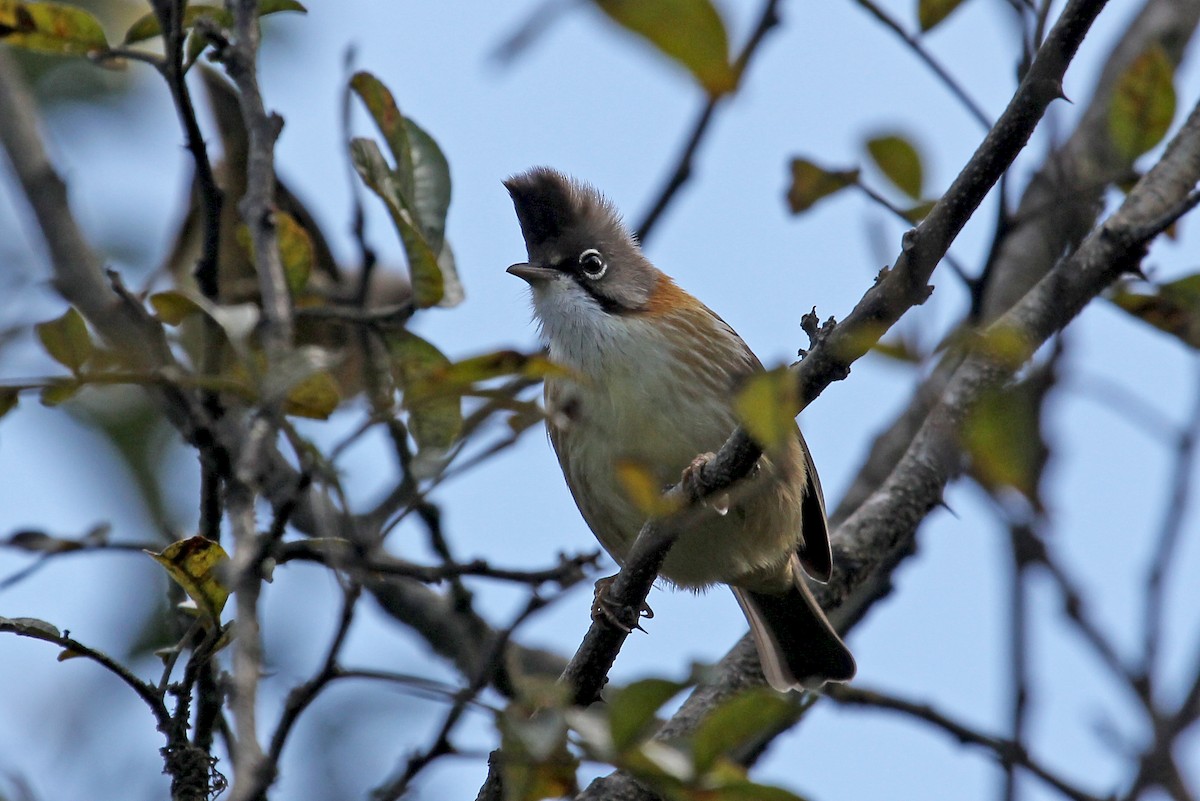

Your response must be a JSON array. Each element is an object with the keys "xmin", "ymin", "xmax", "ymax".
[
  {"xmin": 827, "ymin": 685, "xmax": 1106, "ymax": 801},
  {"xmin": 264, "ymin": 582, "xmax": 362, "ymax": 770},
  {"xmin": 275, "ymin": 538, "xmax": 598, "ymax": 587},
  {"xmin": 0, "ymin": 619, "xmax": 171, "ymax": 732},
  {"xmin": 635, "ymin": 0, "xmax": 782, "ymax": 241},
  {"xmin": 1143, "ymin": 361, "xmax": 1200, "ymax": 679},
  {"xmin": 374, "ymin": 592, "xmax": 552, "ymax": 801},
  {"xmin": 852, "ymin": 0, "xmax": 991, "ymax": 129}
]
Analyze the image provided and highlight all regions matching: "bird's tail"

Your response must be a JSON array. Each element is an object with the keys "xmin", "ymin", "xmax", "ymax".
[{"xmin": 732, "ymin": 559, "xmax": 856, "ymax": 691}]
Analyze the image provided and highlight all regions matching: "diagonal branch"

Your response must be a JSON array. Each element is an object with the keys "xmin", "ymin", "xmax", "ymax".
[
  {"xmin": 559, "ymin": 0, "xmax": 1110, "ymax": 709},
  {"xmin": 576, "ymin": 63, "xmax": 1200, "ymax": 801}
]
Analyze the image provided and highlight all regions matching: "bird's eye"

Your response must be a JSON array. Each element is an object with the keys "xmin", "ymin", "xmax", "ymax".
[{"xmin": 578, "ymin": 248, "xmax": 607, "ymax": 280}]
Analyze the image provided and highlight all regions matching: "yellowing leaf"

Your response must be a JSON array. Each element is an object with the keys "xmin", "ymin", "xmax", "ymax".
[
  {"xmin": 866, "ymin": 133, "xmax": 924, "ymax": 199},
  {"xmin": 122, "ymin": 0, "xmax": 305, "ymax": 45},
  {"xmin": 408, "ymin": 350, "xmax": 569, "ymax": 402},
  {"xmin": 284, "ymin": 370, "xmax": 339, "ymax": 419},
  {"xmin": 145, "ymin": 536, "xmax": 230, "ymax": 621},
  {"xmin": 276, "ymin": 211, "xmax": 314, "ymax": 295},
  {"xmin": 0, "ymin": 386, "xmax": 18, "ymax": 418},
  {"xmin": 902, "ymin": 199, "xmax": 937, "ymax": 224},
  {"xmin": 149, "ymin": 290, "xmax": 204, "ymax": 326},
  {"xmin": 499, "ymin": 705, "xmax": 580, "ymax": 801},
  {"xmin": 1110, "ymin": 44, "xmax": 1177, "ymax": 160},
  {"xmin": 0, "ymin": 1, "xmax": 108, "ymax": 56},
  {"xmin": 593, "ymin": 0, "xmax": 736, "ymax": 96},
  {"xmin": 39, "ymin": 379, "xmax": 79, "ymax": 406},
  {"xmin": 919, "ymin": 0, "xmax": 968, "ymax": 31},
  {"xmin": 36, "ymin": 307, "xmax": 93, "ymax": 374},
  {"xmin": 1110, "ymin": 274, "xmax": 1200, "ymax": 349},
  {"xmin": 786, "ymin": 159, "xmax": 859, "ymax": 214},
  {"xmin": 614, "ymin": 459, "xmax": 680, "ymax": 518},
  {"xmin": 733, "ymin": 367, "xmax": 798, "ymax": 451}
]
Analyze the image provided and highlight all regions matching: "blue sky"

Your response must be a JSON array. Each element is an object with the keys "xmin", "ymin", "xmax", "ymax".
[{"xmin": 1, "ymin": 1, "xmax": 1199, "ymax": 799}]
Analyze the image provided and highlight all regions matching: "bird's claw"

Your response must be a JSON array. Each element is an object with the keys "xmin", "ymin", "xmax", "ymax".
[
  {"xmin": 681, "ymin": 452, "xmax": 730, "ymax": 514},
  {"xmin": 591, "ymin": 575, "xmax": 654, "ymax": 633}
]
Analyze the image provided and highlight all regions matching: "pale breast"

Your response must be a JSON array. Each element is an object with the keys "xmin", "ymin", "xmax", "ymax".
[{"xmin": 544, "ymin": 310, "xmax": 806, "ymax": 589}]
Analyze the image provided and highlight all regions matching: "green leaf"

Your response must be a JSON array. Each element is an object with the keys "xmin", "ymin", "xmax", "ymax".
[
  {"xmin": 350, "ymin": 76, "xmax": 459, "ymax": 307},
  {"xmin": 691, "ymin": 688, "xmax": 797, "ymax": 773},
  {"xmin": 866, "ymin": 133, "xmax": 924, "ymax": 199},
  {"xmin": 918, "ymin": 0, "xmax": 968, "ymax": 31},
  {"xmin": 704, "ymin": 781, "xmax": 809, "ymax": 801},
  {"xmin": 1110, "ymin": 274, "xmax": 1200, "ymax": 349},
  {"xmin": 39, "ymin": 379, "xmax": 79, "ymax": 406},
  {"xmin": 607, "ymin": 678, "xmax": 687, "ymax": 752},
  {"xmin": 1110, "ymin": 44, "xmax": 1177, "ymax": 161},
  {"xmin": 0, "ymin": 386, "xmax": 18, "ymax": 418},
  {"xmin": 0, "ymin": 1, "xmax": 108, "ymax": 56},
  {"xmin": 434, "ymin": 240, "xmax": 465, "ymax": 309},
  {"xmin": 733, "ymin": 367, "xmax": 797, "ymax": 451},
  {"xmin": 0, "ymin": 616, "xmax": 61, "ymax": 639},
  {"xmin": 390, "ymin": 330, "xmax": 462, "ymax": 451},
  {"xmin": 962, "ymin": 381, "xmax": 1047, "ymax": 508},
  {"xmin": 350, "ymin": 138, "xmax": 445, "ymax": 308},
  {"xmin": 350, "ymin": 71, "xmax": 415, "ymax": 201},
  {"xmin": 122, "ymin": 0, "xmax": 305, "ymax": 45},
  {"xmin": 593, "ymin": 0, "xmax": 736, "ymax": 96},
  {"xmin": 786, "ymin": 158, "xmax": 859, "ymax": 214},
  {"xmin": 406, "ymin": 117, "xmax": 452, "ymax": 257},
  {"xmin": 36, "ymin": 307, "xmax": 93, "ymax": 374}
]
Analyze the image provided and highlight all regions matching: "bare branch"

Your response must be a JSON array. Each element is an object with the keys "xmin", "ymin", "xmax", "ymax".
[{"xmin": 827, "ymin": 685, "xmax": 1107, "ymax": 801}]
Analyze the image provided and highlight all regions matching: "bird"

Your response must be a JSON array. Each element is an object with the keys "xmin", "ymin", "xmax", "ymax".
[{"xmin": 505, "ymin": 167, "xmax": 855, "ymax": 691}]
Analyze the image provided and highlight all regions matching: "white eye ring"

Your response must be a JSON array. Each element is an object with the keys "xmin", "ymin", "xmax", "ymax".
[{"xmin": 578, "ymin": 248, "xmax": 607, "ymax": 280}]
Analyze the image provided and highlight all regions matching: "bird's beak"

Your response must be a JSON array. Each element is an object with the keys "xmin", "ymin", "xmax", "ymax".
[{"xmin": 507, "ymin": 263, "xmax": 557, "ymax": 283}]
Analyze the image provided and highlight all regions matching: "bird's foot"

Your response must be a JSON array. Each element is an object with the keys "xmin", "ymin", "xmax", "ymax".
[
  {"xmin": 681, "ymin": 452, "xmax": 730, "ymax": 515},
  {"xmin": 591, "ymin": 574, "xmax": 654, "ymax": 633}
]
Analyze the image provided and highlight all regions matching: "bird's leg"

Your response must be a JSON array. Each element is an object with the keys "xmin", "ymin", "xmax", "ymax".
[{"xmin": 591, "ymin": 574, "xmax": 654, "ymax": 633}]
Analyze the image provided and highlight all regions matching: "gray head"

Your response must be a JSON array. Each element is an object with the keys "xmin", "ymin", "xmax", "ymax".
[{"xmin": 505, "ymin": 168, "xmax": 659, "ymax": 313}]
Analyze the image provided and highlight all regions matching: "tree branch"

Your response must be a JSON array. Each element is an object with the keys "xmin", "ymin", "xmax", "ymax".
[
  {"xmin": 575, "ymin": 62, "xmax": 1200, "ymax": 801},
  {"xmin": 559, "ymin": 0, "xmax": 1109, "ymax": 710}
]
